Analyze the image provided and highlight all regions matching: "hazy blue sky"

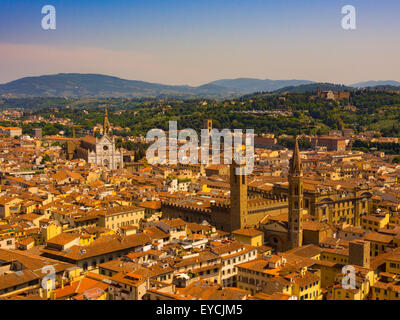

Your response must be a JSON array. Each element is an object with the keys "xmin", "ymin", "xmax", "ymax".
[{"xmin": 0, "ymin": 0, "xmax": 399, "ymax": 85}]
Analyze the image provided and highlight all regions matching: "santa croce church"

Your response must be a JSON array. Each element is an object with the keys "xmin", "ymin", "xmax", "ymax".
[{"xmin": 66, "ymin": 106, "xmax": 124, "ymax": 170}]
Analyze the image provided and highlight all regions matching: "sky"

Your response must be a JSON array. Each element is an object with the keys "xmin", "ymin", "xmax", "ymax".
[{"xmin": 0, "ymin": 0, "xmax": 400, "ymax": 86}]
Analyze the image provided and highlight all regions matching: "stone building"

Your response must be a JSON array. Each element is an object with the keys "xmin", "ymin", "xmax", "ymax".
[
  {"xmin": 67, "ymin": 106, "xmax": 123, "ymax": 170},
  {"xmin": 271, "ymin": 180, "xmax": 372, "ymax": 227},
  {"xmin": 310, "ymin": 136, "xmax": 347, "ymax": 152},
  {"xmin": 259, "ymin": 139, "xmax": 371, "ymax": 251},
  {"xmin": 161, "ymin": 159, "xmax": 288, "ymax": 233},
  {"xmin": 261, "ymin": 138, "xmax": 306, "ymax": 251}
]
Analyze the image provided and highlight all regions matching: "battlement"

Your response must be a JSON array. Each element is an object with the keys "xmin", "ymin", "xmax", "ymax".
[
  {"xmin": 161, "ymin": 200, "xmax": 212, "ymax": 213},
  {"xmin": 247, "ymin": 197, "xmax": 288, "ymax": 209},
  {"xmin": 210, "ymin": 200, "xmax": 231, "ymax": 210},
  {"xmin": 161, "ymin": 194, "xmax": 287, "ymax": 214},
  {"xmin": 249, "ymin": 186, "xmax": 288, "ymax": 200}
]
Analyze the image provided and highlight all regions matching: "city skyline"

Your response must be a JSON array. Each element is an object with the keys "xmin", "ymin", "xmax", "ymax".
[{"xmin": 3, "ymin": 0, "xmax": 400, "ymax": 305}]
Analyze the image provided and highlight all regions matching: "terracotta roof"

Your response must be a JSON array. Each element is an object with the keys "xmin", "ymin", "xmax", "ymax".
[
  {"xmin": 232, "ymin": 228, "xmax": 263, "ymax": 237},
  {"xmin": 364, "ymin": 232, "xmax": 393, "ymax": 244},
  {"xmin": 42, "ymin": 234, "xmax": 151, "ymax": 261},
  {"xmin": 46, "ymin": 233, "xmax": 79, "ymax": 246}
]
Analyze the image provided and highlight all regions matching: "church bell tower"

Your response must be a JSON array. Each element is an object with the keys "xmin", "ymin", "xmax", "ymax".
[
  {"xmin": 288, "ymin": 137, "xmax": 304, "ymax": 249},
  {"xmin": 103, "ymin": 105, "xmax": 111, "ymax": 136}
]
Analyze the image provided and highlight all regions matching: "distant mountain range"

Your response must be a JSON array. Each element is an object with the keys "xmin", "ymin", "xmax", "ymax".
[
  {"xmin": 0, "ymin": 73, "xmax": 399, "ymax": 99},
  {"xmin": 349, "ymin": 80, "xmax": 400, "ymax": 88},
  {"xmin": 0, "ymin": 74, "xmax": 313, "ymax": 99},
  {"xmin": 208, "ymin": 78, "xmax": 314, "ymax": 93}
]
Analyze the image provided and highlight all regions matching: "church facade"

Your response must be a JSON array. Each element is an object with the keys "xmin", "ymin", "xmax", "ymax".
[
  {"xmin": 68, "ymin": 106, "xmax": 124, "ymax": 170},
  {"xmin": 85, "ymin": 135, "xmax": 123, "ymax": 170}
]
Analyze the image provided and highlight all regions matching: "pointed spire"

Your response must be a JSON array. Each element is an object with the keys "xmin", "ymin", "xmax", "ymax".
[
  {"xmin": 289, "ymin": 136, "xmax": 302, "ymax": 175},
  {"xmin": 103, "ymin": 105, "xmax": 111, "ymax": 136}
]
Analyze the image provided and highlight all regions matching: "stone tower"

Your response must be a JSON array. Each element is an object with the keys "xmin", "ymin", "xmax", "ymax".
[
  {"xmin": 349, "ymin": 240, "xmax": 370, "ymax": 268},
  {"xmin": 203, "ymin": 119, "xmax": 213, "ymax": 134},
  {"xmin": 317, "ymin": 86, "xmax": 322, "ymax": 97},
  {"xmin": 103, "ymin": 105, "xmax": 111, "ymax": 136},
  {"xmin": 203, "ymin": 119, "xmax": 213, "ymax": 156},
  {"xmin": 230, "ymin": 161, "xmax": 248, "ymax": 232},
  {"xmin": 288, "ymin": 137, "xmax": 303, "ymax": 249}
]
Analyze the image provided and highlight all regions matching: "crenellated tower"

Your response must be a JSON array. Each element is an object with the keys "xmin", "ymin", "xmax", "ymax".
[{"xmin": 230, "ymin": 160, "xmax": 248, "ymax": 232}]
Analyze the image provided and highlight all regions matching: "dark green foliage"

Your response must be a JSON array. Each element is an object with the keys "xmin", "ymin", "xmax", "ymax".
[
  {"xmin": 2, "ymin": 90, "xmax": 400, "ymax": 152},
  {"xmin": 353, "ymin": 139, "xmax": 400, "ymax": 155}
]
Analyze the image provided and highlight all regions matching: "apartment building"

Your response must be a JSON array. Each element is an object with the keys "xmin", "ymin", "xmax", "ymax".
[
  {"xmin": 210, "ymin": 240, "xmax": 258, "ymax": 287},
  {"xmin": 97, "ymin": 206, "xmax": 145, "ymax": 232}
]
